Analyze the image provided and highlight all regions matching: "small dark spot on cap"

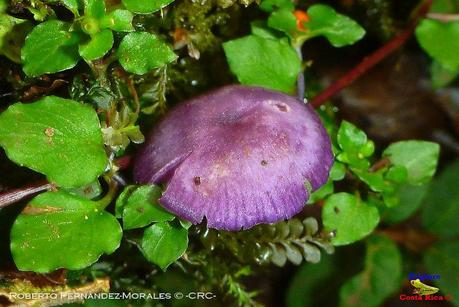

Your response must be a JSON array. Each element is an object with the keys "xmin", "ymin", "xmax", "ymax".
[
  {"xmin": 334, "ymin": 207, "xmax": 340, "ymax": 214},
  {"xmin": 137, "ymin": 207, "xmax": 145, "ymax": 213},
  {"xmin": 261, "ymin": 160, "xmax": 268, "ymax": 166},
  {"xmin": 194, "ymin": 176, "xmax": 201, "ymax": 185}
]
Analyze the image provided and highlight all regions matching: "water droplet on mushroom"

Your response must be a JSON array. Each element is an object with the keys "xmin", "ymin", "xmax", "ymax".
[
  {"xmin": 193, "ymin": 176, "xmax": 201, "ymax": 185},
  {"xmin": 261, "ymin": 160, "xmax": 268, "ymax": 166}
]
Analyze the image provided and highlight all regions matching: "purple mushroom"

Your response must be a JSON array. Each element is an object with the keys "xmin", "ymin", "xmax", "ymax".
[{"xmin": 134, "ymin": 85, "xmax": 333, "ymax": 230}]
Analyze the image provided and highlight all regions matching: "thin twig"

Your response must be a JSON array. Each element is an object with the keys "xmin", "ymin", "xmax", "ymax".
[
  {"xmin": 310, "ymin": 0, "xmax": 433, "ymax": 108},
  {"xmin": 0, "ymin": 180, "xmax": 55, "ymax": 209},
  {"xmin": 427, "ymin": 13, "xmax": 459, "ymax": 22}
]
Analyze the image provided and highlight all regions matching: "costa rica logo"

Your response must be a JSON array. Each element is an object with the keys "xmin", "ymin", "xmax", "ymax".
[{"xmin": 399, "ymin": 273, "xmax": 453, "ymax": 302}]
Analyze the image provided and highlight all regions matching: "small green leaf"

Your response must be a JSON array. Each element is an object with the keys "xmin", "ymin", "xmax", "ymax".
[
  {"xmin": 308, "ymin": 180, "xmax": 333, "ymax": 204},
  {"xmin": 424, "ymin": 241, "xmax": 459, "ymax": 306},
  {"xmin": 118, "ymin": 32, "xmax": 177, "ymax": 75},
  {"xmin": 21, "ymin": 20, "xmax": 81, "ymax": 76},
  {"xmin": 383, "ymin": 140, "xmax": 439, "ymax": 185},
  {"xmin": 339, "ymin": 235, "xmax": 402, "ymax": 307},
  {"xmin": 336, "ymin": 121, "xmax": 372, "ymax": 168},
  {"xmin": 223, "ymin": 35, "xmax": 301, "ymax": 93},
  {"xmin": 116, "ymin": 185, "xmax": 175, "ymax": 230},
  {"xmin": 421, "ymin": 159, "xmax": 459, "ymax": 238},
  {"xmin": 10, "ymin": 191, "xmax": 122, "ymax": 273},
  {"xmin": 122, "ymin": 0, "xmax": 174, "ymax": 14},
  {"xmin": 322, "ymin": 193, "xmax": 379, "ymax": 246},
  {"xmin": 259, "ymin": 0, "xmax": 294, "ymax": 12},
  {"xmin": 330, "ymin": 161, "xmax": 346, "ymax": 181},
  {"xmin": 337, "ymin": 121, "xmax": 367, "ymax": 151},
  {"xmin": 267, "ymin": 9, "xmax": 297, "ymax": 37},
  {"xmin": 0, "ymin": 96, "xmax": 108, "ymax": 188},
  {"xmin": 305, "ymin": 4, "xmax": 365, "ymax": 47},
  {"xmin": 100, "ymin": 9, "xmax": 134, "ymax": 32},
  {"xmin": 83, "ymin": 0, "xmax": 105, "ymax": 18},
  {"xmin": 383, "ymin": 184, "xmax": 429, "ymax": 224},
  {"xmin": 141, "ymin": 222, "xmax": 188, "ymax": 270},
  {"xmin": 416, "ymin": 19, "xmax": 459, "ymax": 71},
  {"xmin": 251, "ymin": 20, "xmax": 281, "ymax": 40},
  {"xmin": 61, "ymin": 0, "xmax": 82, "ymax": 16},
  {"xmin": 79, "ymin": 29, "xmax": 113, "ymax": 61}
]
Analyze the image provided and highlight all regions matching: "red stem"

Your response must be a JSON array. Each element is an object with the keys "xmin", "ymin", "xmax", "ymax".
[
  {"xmin": 0, "ymin": 180, "xmax": 54, "ymax": 209},
  {"xmin": 310, "ymin": 0, "xmax": 433, "ymax": 108}
]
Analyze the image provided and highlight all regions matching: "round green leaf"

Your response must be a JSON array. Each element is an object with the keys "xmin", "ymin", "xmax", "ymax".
[
  {"xmin": 223, "ymin": 34, "xmax": 301, "ymax": 94},
  {"xmin": 322, "ymin": 193, "xmax": 380, "ymax": 246},
  {"xmin": 0, "ymin": 96, "xmax": 108, "ymax": 188},
  {"xmin": 116, "ymin": 185, "xmax": 175, "ymax": 230},
  {"xmin": 11, "ymin": 191, "xmax": 122, "ymax": 273},
  {"xmin": 383, "ymin": 184, "xmax": 429, "ymax": 224},
  {"xmin": 100, "ymin": 9, "xmax": 134, "ymax": 32},
  {"xmin": 305, "ymin": 4, "xmax": 365, "ymax": 47},
  {"xmin": 79, "ymin": 29, "xmax": 114, "ymax": 61},
  {"xmin": 383, "ymin": 140, "xmax": 440, "ymax": 185},
  {"xmin": 121, "ymin": 0, "xmax": 174, "ymax": 14},
  {"xmin": 118, "ymin": 32, "xmax": 177, "ymax": 75},
  {"xmin": 21, "ymin": 20, "xmax": 81, "ymax": 76},
  {"xmin": 141, "ymin": 222, "xmax": 188, "ymax": 270},
  {"xmin": 84, "ymin": 0, "xmax": 105, "ymax": 18},
  {"xmin": 416, "ymin": 19, "xmax": 459, "ymax": 71}
]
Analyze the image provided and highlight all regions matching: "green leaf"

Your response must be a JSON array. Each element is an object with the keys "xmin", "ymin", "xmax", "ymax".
[
  {"xmin": 0, "ymin": 13, "xmax": 31, "ymax": 63},
  {"xmin": 141, "ymin": 222, "xmax": 188, "ymax": 270},
  {"xmin": 223, "ymin": 35, "xmax": 301, "ymax": 93},
  {"xmin": 259, "ymin": 0, "xmax": 294, "ymax": 12},
  {"xmin": 382, "ymin": 184, "xmax": 429, "ymax": 224},
  {"xmin": 330, "ymin": 162, "xmax": 346, "ymax": 181},
  {"xmin": 251, "ymin": 20, "xmax": 281, "ymax": 40},
  {"xmin": 118, "ymin": 32, "xmax": 177, "ymax": 75},
  {"xmin": 424, "ymin": 241, "xmax": 459, "ymax": 306},
  {"xmin": 21, "ymin": 20, "xmax": 81, "ymax": 77},
  {"xmin": 308, "ymin": 180, "xmax": 333, "ymax": 204},
  {"xmin": 339, "ymin": 235, "xmax": 402, "ymax": 307},
  {"xmin": 267, "ymin": 9, "xmax": 297, "ymax": 37},
  {"xmin": 304, "ymin": 4, "xmax": 365, "ymax": 47},
  {"xmin": 79, "ymin": 29, "xmax": 113, "ymax": 61},
  {"xmin": 416, "ymin": 19, "xmax": 459, "ymax": 71},
  {"xmin": 383, "ymin": 140, "xmax": 439, "ymax": 185},
  {"xmin": 336, "ymin": 121, "xmax": 373, "ymax": 168},
  {"xmin": 116, "ymin": 185, "xmax": 175, "ymax": 230},
  {"xmin": 10, "ymin": 191, "xmax": 122, "ymax": 273},
  {"xmin": 337, "ymin": 121, "xmax": 367, "ymax": 151},
  {"xmin": 421, "ymin": 159, "xmax": 459, "ymax": 238},
  {"xmin": 61, "ymin": 0, "xmax": 82, "ymax": 16},
  {"xmin": 322, "ymin": 193, "xmax": 380, "ymax": 246},
  {"xmin": 0, "ymin": 96, "xmax": 108, "ymax": 188},
  {"xmin": 100, "ymin": 9, "xmax": 134, "ymax": 32},
  {"xmin": 83, "ymin": 0, "xmax": 105, "ymax": 18},
  {"xmin": 121, "ymin": 0, "xmax": 174, "ymax": 14}
]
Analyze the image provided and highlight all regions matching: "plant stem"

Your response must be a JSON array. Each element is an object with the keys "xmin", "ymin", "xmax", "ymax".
[
  {"xmin": 310, "ymin": 0, "xmax": 433, "ymax": 109},
  {"xmin": 427, "ymin": 13, "xmax": 459, "ymax": 22},
  {"xmin": 96, "ymin": 178, "xmax": 119, "ymax": 210},
  {"xmin": 0, "ymin": 180, "xmax": 55, "ymax": 209}
]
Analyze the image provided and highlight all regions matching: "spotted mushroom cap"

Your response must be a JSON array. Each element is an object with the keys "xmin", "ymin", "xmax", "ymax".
[{"xmin": 134, "ymin": 85, "xmax": 333, "ymax": 230}]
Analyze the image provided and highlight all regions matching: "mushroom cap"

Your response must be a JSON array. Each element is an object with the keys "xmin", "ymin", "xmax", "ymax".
[{"xmin": 134, "ymin": 85, "xmax": 333, "ymax": 230}]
